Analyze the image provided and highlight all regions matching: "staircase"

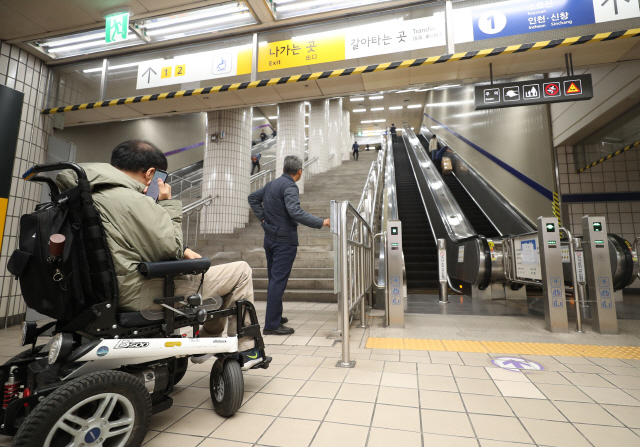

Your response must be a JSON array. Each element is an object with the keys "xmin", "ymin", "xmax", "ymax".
[{"xmin": 187, "ymin": 150, "xmax": 377, "ymax": 302}]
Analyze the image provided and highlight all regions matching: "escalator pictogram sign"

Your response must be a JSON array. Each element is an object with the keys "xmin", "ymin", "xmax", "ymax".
[
  {"xmin": 564, "ymin": 79, "xmax": 582, "ymax": 95},
  {"xmin": 543, "ymin": 82, "xmax": 561, "ymax": 97}
]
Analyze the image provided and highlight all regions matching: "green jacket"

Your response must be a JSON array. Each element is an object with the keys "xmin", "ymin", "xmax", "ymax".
[{"xmin": 56, "ymin": 163, "xmax": 184, "ymax": 311}]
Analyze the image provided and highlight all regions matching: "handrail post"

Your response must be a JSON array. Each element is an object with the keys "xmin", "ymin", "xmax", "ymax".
[
  {"xmin": 572, "ymin": 235, "xmax": 586, "ymax": 333},
  {"xmin": 337, "ymin": 201, "xmax": 355, "ymax": 368},
  {"xmin": 438, "ymin": 239, "xmax": 449, "ymax": 304},
  {"xmin": 328, "ymin": 200, "xmax": 342, "ymax": 340}
]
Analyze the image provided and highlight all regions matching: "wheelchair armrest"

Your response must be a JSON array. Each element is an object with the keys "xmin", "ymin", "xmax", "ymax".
[{"xmin": 138, "ymin": 258, "xmax": 211, "ymax": 279}]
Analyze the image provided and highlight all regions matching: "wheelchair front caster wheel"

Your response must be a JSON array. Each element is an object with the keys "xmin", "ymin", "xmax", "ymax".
[{"xmin": 210, "ymin": 359, "xmax": 244, "ymax": 417}]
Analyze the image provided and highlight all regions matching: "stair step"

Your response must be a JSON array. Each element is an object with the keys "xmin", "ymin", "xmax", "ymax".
[
  {"xmin": 254, "ymin": 289, "xmax": 337, "ymax": 302},
  {"xmin": 253, "ymin": 278, "xmax": 334, "ymax": 290}
]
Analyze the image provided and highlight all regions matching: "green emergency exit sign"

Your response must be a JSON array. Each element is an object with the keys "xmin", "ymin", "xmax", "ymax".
[{"xmin": 105, "ymin": 12, "xmax": 129, "ymax": 43}]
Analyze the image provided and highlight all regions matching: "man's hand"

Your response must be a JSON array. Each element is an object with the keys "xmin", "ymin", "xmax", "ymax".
[
  {"xmin": 323, "ymin": 218, "xmax": 330, "ymax": 227},
  {"xmin": 157, "ymin": 178, "xmax": 171, "ymax": 201},
  {"xmin": 184, "ymin": 248, "xmax": 202, "ymax": 259}
]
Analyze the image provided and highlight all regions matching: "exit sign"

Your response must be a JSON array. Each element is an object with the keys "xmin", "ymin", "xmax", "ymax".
[{"xmin": 105, "ymin": 12, "xmax": 129, "ymax": 43}]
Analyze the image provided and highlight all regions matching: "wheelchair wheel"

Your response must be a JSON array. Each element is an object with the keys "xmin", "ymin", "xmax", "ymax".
[
  {"xmin": 210, "ymin": 359, "xmax": 244, "ymax": 417},
  {"xmin": 13, "ymin": 370, "xmax": 151, "ymax": 447}
]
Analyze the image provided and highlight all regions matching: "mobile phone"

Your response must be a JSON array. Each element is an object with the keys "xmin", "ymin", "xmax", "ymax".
[{"xmin": 145, "ymin": 169, "xmax": 168, "ymax": 202}]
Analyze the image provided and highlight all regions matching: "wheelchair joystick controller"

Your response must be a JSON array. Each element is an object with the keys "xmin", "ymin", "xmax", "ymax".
[
  {"xmin": 48, "ymin": 234, "xmax": 65, "ymax": 264},
  {"xmin": 187, "ymin": 294, "xmax": 207, "ymax": 324}
]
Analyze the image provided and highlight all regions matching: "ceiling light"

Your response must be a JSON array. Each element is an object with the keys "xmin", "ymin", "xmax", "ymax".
[
  {"xmin": 83, "ymin": 62, "xmax": 140, "ymax": 73},
  {"xmin": 370, "ymin": 107, "xmax": 384, "ymax": 112},
  {"xmin": 305, "ymin": 125, "xmax": 309, "ymax": 128},
  {"xmin": 374, "ymin": 119, "xmax": 386, "ymax": 122},
  {"xmin": 143, "ymin": 3, "xmax": 242, "ymax": 29},
  {"xmin": 369, "ymin": 96, "xmax": 384, "ymax": 100},
  {"xmin": 350, "ymin": 97, "xmax": 364, "ymax": 102},
  {"xmin": 353, "ymin": 109, "xmax": 366, "ymax": 112},
  {"xmin": 407, "ymin": 105, "xmax": 423, "ymax": 109},
  {"xmin": 253, "ymin": 117, "xmax": 266, "ymax": 121},
  {"xmin": 361, "ymin": 120, "xmax": 374, "ymax": 123},
  {"xmin": 388, "ymin": 106, "xmax": 403, "ymax": 110},
  {"xmin": 434, "ymin": 84, "xmax": 461, "ymax": 90},
  {"xmin": 28, "ymin": 3, "xmax": 256, "ymax": 59},
  {"xmin": 396, "ymin": 89, "xmax": 418, "ymax": 93},
  {"xmin": 272, "ymin": 0, "xmax": 395, "ymax": 20},
  {"xmin": 268, "ymin": 116, "xmax": 278, "ymax": 119}
]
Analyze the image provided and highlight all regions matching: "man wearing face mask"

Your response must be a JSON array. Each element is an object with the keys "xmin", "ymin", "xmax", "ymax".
[{"xmin": 56, "ymin": 140, "xmax": 264, "ymax": 368}]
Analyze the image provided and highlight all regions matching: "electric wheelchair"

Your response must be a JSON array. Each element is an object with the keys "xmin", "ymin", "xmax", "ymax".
[{"xmin": 2, "ymin": 162, "xmax": 270, "ymax": 446}]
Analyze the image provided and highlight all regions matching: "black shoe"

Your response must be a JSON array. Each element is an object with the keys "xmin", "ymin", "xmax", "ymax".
[
  {"xmin": 263, "ymin": 325, "xmax": 295, "ymax": 336},
  {"xmin": 281, "ymin": 317, "xmax": 288, "ymax": 324}
]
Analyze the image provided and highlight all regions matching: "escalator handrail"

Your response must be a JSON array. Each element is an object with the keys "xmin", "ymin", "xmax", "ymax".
[
  {"xmin": 401, "ymin": 124, "xmax": 476, "ymax": 242},
  {"xmin": 420, "ymin": 125, "xmax": 535, "ymax": 232},
  {"xmin": 477, "ymin": 235, "xmax": 492, "ymax": 291}
]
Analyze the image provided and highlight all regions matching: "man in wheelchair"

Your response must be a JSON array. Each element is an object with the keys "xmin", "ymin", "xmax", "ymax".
[{"xmin": 2, "ymin": 140, "xmax": 270, "ymax": 446}]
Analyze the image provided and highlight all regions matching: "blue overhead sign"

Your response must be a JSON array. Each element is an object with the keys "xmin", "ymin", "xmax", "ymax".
[
  {"xmin": 472, "ymin": 0, "xmax": 594, "ymax": 41},
  {"xmin": 454, "ymin": 0, "xmax": 640, "ymax": 43}
]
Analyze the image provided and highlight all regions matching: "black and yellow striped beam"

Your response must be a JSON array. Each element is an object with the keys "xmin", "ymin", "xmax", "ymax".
[
  {"xmin": 42, "ymin": 27, "xmax": 640, "ymax": 115},
  {"xmin": 576, "ymin": 139, "xmax": 640, "ymax": 173},
  {"xmin": 552, "ymin": 191, "xmax": 561, "ymax": 226}
]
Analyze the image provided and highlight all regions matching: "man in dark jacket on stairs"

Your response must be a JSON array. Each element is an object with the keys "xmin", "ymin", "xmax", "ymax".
[{"xmin": 248, "ymin": 155, "xmax": 330, "ymax": 335}]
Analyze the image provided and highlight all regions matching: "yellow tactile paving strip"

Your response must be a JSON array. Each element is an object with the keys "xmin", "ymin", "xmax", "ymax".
[{"xmin": 365, "ymin": 338, "xmax": 640, "ymax": 359}]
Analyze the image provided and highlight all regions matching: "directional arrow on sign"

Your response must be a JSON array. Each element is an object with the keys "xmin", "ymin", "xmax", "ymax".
[{"xmin": 141, "ymin": 67, "xmax": 157, "ymax": 84}]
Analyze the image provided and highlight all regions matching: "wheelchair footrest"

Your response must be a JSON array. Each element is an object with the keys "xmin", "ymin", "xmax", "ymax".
[{"xmin": 252, "ymin": 356, "xmax": 271, "ymax": 370}]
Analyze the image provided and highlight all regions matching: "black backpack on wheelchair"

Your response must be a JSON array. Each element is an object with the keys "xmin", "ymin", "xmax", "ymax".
[{"xmin": 3, "ymin": 162, "xmax": 270, "ymax": 447}]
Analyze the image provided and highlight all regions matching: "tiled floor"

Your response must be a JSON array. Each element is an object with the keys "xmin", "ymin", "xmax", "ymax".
[{"xmin": 1, "ymin": 302, "xmax": 640, "ymax": 447}]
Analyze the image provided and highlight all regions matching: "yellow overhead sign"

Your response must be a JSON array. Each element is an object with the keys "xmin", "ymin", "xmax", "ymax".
[{"xmin": 258, "ymin": 33, "xmax": 345, "ymax": 72}]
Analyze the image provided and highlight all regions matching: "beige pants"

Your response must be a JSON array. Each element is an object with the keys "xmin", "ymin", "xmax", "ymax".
[{"xmin": 174, "ymin": 261, "xmax": 255, "ymax": 352}]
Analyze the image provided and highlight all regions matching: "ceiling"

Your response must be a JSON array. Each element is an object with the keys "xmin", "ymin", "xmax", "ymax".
[
  {"xmin": 0, "ymin": 0, "xmax": 427, "ymax": 63},
  {"xmin": 254, "ymin": 89, "xmax": 427, "ymax": 136}
]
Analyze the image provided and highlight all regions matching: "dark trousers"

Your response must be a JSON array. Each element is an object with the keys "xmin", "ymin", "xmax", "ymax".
[
  {"xmin": 391, "ymin": 134, "xmax": 397, "ymax": 143},
  {"xmin": 353, "ymin": 150, "xmax": 358, "ymax": 160},
  {"xmin": 251, "ymin": 162, "xmax": 260, "ymax": 175},
  {"xmin": 264, "ymin": 238, "xmax": 297, "ymax": 330}
]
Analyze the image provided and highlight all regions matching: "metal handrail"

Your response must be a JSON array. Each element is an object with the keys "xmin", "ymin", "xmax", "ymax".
[
  {"xmin": 332, "ymin": 141, "xmax": 388, "ymax": 367},
  {"xmin": 333, "ymin": 200, "xmax": 374, "ymax": 368},
  {"xmin": 182, "ymin": 194, "xmax": 219, "ymax": 246}
]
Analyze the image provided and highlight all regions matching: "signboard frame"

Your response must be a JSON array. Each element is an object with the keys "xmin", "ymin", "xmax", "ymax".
[{"xmin": 475, "ymin": 75, "xmax": 593, "ymax": 110}]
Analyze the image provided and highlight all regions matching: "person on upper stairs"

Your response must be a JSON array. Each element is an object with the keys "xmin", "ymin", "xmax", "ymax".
[
  {"xmin": 260, "ymin": 130, "xmax": 267, "ymax": 142},
  {"xmin": 429, "ymin": 134, "xmax": 439, "ymax": 160},
  {"xmin": 352, "ymin": 141, "xmax": 359, "ymax": 161},
  {"xmin": 390, "ymin": 124, "xmax": 398, "ymax": 143}
]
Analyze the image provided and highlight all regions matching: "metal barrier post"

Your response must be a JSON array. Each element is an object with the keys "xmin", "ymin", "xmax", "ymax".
[
  {"xmin": 337, "ymin": 201, "xmax": 356, "ymax": 368},
  {"xmin": 537, "ymin": 217, "xmax": 569, "ymax": 333},
  {"xmin": 581, "ymin": 215, "xmax": 617, "ymax": 334},
  {"xmin": 357, "ymin": 217, "xmax": 368, "ymax": 329},
  {"xmin": 561, "ymin": 228, "xmax": 583, "ymax": 333},
  {"xmin": 572, "ymin": 237, "xmax": 586, "ymax": 333},
  {"xmin": 328, "ymin": 200, "xmax": 342, "ymax": 340},
  {"xmin": 437, "ymin": 239, "xmax": 449, "ymax": 304}
]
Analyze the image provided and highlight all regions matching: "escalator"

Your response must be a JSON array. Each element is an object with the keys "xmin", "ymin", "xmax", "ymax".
[
  {"xmin": 416, "ymin": 134, "xmax": 500, "ymax": 238},
  {"xmin": 393, "ymin": 140, "xmax": 440, "ymax": 291}
]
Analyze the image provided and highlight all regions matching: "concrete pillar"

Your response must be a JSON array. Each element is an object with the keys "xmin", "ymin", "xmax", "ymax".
[
  {"xmin": 308, "ymin": 99, "xmax": 330, "ymax": 173},
  {"xmin": 342, "ymin": 109, "xmax": 351, "ymax": 161},
  {"xmin": 202, "ymin": 107, "xmax": 252, "ymax": 233},
  {"xmin": 328, "ymin": 98, "xmax": 343, "ymax": 168},
  {"xmin": 277, "ymin": 101, "xmax": 306, "ymax": 193}
]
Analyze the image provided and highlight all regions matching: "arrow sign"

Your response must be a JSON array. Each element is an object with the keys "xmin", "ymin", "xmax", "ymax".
[
  {"xmin": 492, "ymin": 356, "xmax": 544, "ymax": 372},
  {"xmin": 141, "ymin": 67, "xmax": 157, "ymax": 84}
]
